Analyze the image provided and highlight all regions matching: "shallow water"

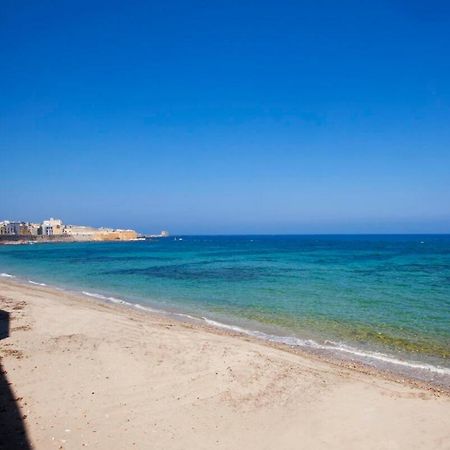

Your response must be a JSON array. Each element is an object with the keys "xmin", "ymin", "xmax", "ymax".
[{"xmin": 0, "ymin": 235, "xmax": 449, "ymax": 384}]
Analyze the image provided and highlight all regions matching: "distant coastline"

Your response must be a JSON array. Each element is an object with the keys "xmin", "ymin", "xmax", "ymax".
[{"xmin": 0, "ymin": 217, "xmax": 169, "ymax": 245}]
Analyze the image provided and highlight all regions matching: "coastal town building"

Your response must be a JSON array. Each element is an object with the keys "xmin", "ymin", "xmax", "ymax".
[
  {"xmin": 41, "ymin": 218, "xmax": 64, "ymax": 236},
  {"xmin": 0, "ymin": 221, "xmax": 9, "ymax": 235},
  {"xmin": 27, "ymin": 223, "xmax": 41, "ymax": 236},
  {"xmin": 0, "ymin": 218, "xmax": 141, "ymax": 242},
  {"xmin": 0, "ymin": 221, "xmax": 20, "ymax": 235},
  {"xmin": 11, "ymin": 222, "xmax": 22, "ymax": 235}
]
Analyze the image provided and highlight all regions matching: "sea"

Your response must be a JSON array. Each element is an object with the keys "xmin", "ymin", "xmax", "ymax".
[{"xmin": 0, "ymin": 235, "xmax": 449, "ymax": 386}]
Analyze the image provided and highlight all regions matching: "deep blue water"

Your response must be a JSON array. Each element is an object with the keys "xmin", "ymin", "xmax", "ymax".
[{"xmin": 1, "ymin": 235, "xmax": 449, "ymax": 382}]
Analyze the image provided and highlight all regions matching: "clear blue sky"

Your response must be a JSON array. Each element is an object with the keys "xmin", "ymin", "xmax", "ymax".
[{"xmin": 1, "ymin": 0, "xmax": 449, "ymax": 234}]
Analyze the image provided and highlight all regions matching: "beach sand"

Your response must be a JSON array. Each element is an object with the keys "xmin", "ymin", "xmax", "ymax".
[{"xmin": 0, "ymin": 278, "xmax": 449, "ymax": 449}]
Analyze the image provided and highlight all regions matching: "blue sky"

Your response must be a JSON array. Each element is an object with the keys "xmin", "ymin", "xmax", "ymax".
[{"xmin": 1, "ymin": 0, "xmax": 449, "ymax": 234}]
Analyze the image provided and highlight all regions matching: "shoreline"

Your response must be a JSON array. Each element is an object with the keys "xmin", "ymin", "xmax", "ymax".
[
  {"xmin": 2, "ymin": 272, "xmax": 450, "ymax": 392},
  {"xmin": 1, "ymin": 277, "xmax": 449, "ymax": 448}
]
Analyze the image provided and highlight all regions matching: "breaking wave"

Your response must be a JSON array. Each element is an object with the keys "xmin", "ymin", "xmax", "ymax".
[
  {"xmin": 28, "ymin": 280, "xmax": 47, "ymax": 286},
  {"xmin": 0, "ymin": 273, "xmax": 15, "ymax": 278}
]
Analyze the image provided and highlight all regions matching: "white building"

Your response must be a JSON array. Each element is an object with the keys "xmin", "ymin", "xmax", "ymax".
[{"xmin": 41, "ymin": 218, "xmax": 64, "ymax": 236}]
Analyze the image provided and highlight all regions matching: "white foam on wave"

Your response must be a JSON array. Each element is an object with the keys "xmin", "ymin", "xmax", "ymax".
[
  {"xmin": 203, "ymin": 317, "xmax": 251, "ymax": 334},
  {"xmin": 321, "ymin": 341, "xmax": 450, "ymax": 375},
  {"xmin": 82, "ymin": 291, "xmax": 131, "ymax": 306},
  {"xmin": 175, "ymin": 312, "xmax": 198, "ymax": 321},
  {"xmin": 28, "ymin": 280, "xmax": 47, "ymax": 286},
  {"xmin": 0, "ymin": 273, "xmax": 15, "ymax": 278},
  {"xmin": 128, "ymin": 300, "xmax": 198, "ymax": 319},
  {"xmin": 83, "ymin": 291, "xmax": 192, "ymax": 318},
  {"xmin": 202, "ymin": 318, "xmax": 450, "ymax": 376},
  {"xmin": 134, "ymin": 303, "xmax": 165, "ymax": 314}
]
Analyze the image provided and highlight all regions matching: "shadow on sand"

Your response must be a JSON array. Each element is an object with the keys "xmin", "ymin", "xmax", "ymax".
[{"xmin": 0, "ymin": 309, "xmax": 31, "ymax": 450}]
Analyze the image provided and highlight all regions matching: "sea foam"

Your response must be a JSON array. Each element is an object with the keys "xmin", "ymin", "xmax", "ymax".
[
  {"xmin": 28, "ymin": 280, "xmax": 47, "ymax": 286},
  {"xmin": 82, "ymin": 291, "xmax": 130, "ymax": 306}
]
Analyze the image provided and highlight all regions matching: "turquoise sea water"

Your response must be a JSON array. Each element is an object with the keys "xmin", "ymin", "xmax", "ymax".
[{"xmin": 0, "ymin": 235, "xmax": 449, "ymax": 385}]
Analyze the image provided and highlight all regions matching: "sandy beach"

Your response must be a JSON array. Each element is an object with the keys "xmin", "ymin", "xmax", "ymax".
[{"xmin": 0, "ymin": 278, "xmax": 449, "ymax": 450}]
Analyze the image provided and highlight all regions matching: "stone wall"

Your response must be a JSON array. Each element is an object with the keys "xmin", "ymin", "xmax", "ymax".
[{"xmin": 95, "ymin": 230, "xmax": 138, "ymax": 241}]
